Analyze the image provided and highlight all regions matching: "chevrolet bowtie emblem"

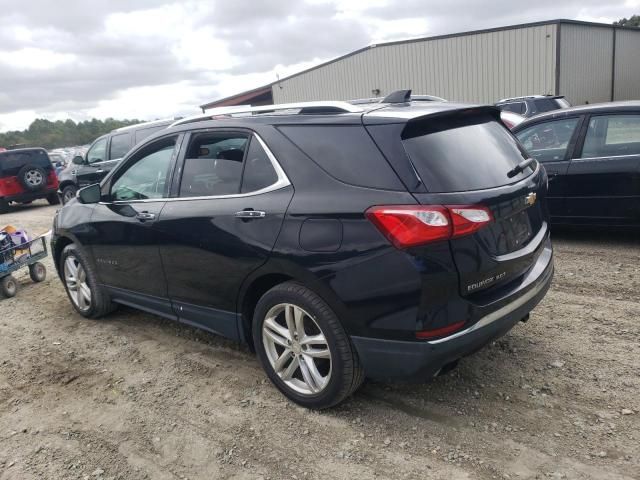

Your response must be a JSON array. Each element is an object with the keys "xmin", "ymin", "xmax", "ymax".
[{"xmin": 525, "ymin": 192, "xmax": 537, "ymax": 206}]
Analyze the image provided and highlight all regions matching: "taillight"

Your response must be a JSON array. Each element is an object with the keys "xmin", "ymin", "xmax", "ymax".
[{"xmin": 366, "ymin": 204, "xmax": 492, "ymax": 248}]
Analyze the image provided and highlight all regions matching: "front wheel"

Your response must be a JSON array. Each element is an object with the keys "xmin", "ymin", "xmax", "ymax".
[
  {"xmin": 1, "ymin": 275, "xmax": 18, "ymax": 298},
  {"xmin": 253, "ymin": 282, "xmax": 364, "ymax": 409},
  {"xmin": 60, "ymin": 244, "xmax": 116, "ymax": 318},
  {"xmin": 61, "ymin": 185, "xmax": 77, "ymax": 204}
]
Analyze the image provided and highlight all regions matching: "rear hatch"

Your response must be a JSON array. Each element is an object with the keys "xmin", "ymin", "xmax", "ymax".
[{"xmin": 367, "ymin": 106, "xmax": 549, "ymax": 299}]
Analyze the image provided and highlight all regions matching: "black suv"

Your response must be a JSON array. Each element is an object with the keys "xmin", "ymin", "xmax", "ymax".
[
  {"xmin": 51, "ymin": 93, "xmax": 554, "ymax": 408},
  {"xmin": 496, "ymin": 95, "xmax": 571, "ymax": 118},
  {"xmin": 57, "ymin": 119, "xmax": 175, "ymax": 204},
  {"xmin": 0, "ymin": 148, "xmax": 59, "ymax": 213}
]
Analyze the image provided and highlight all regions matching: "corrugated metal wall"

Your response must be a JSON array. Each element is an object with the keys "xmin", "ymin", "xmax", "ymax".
[
  {"xmin": 613, "ymin": 28, "xmax": 640, "ymax": 101},
  {"xmin": 559, "ymin": 24, "xmax": 614, "ymax": 105},
  {"xmin": 272, "ymin": 24, "xmax": 557, "ymax": 105}
]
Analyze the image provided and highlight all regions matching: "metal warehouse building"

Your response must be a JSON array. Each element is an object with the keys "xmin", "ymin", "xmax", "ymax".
[{"xmin": 201, "ymin": 19, "xmax": 640, "ymax": 110}]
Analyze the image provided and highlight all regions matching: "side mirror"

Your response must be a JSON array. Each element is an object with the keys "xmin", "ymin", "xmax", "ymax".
[
  {"xmin": 72, "ymin": 155, "xmax": 85, "ymax": 165},
  {"xmin": 77, "ymin": 184, "xmax": 101, "ymax": 204}
]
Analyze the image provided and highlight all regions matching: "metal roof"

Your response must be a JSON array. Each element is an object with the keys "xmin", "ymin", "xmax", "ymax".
[{"xmin": 201, "ymin": 19, "xmax": 638, "ymax": 108}]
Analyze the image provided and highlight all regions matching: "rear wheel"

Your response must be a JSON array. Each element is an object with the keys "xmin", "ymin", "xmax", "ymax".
[
  {"xmin": 253, "ymin": 282, "xmax": 364, "ymax": 409},
  {"xmin": 1, "ymin": 275, "xmax": 18, "ymax": 298},
  {"xmin": 29, "ymin": 262, "xmax": 46, "ymax": 282},
  {"xmin": 61, "ymin": 185, "xmax": 77, "ymax": 204},
  {"xmin": 46, "ymin": 193, "xmax": 60, "ymax": 205},
  {"xmin": 18, "ymin": 165, "xmax": 46, "ymax": 192},
  {"xmin": 61, "ymin": 244, "xmax": 116, "ymax": 318}
]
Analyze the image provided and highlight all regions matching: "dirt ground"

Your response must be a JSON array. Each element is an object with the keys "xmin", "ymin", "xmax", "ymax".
[{"xmin": 0, "ymin": 201, "xmax": 638, "ymax": 480}]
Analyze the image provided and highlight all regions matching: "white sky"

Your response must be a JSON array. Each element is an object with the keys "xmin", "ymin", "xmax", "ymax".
[{"xmin": 0, "ymin": 0, "xmax": 638, "ymax": 132}]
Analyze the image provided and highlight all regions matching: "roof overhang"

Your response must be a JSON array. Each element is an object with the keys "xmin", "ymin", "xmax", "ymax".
[{"xmin": 200, "ymin": 85, "xmax": 273, "ymax": 110}]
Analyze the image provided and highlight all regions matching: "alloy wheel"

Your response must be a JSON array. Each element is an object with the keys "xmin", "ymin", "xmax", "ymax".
[
  {"xmin": 25, "ymin": 170, "xmax": 44, "ymax": 187},
  {"xmin": 262, "ymin": 303, "xmax": 332, "ymax": 395},
  {"xmin": 64, "ymin": 256, "xmax": 92, "ymax": 311}
]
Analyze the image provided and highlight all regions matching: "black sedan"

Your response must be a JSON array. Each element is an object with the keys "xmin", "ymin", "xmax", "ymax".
[{"xmin": 513, "ymin": 101, "xmax": 640, "ymax": 228}]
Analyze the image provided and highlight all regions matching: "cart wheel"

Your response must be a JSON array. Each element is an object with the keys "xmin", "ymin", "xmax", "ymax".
[
  {"xmin": 29, "ymin": 262, "xmax": 47, "ymax": 282},
  {"xmin": 1, "ymin": 275, "xmax": 18, "ymax": 298}
]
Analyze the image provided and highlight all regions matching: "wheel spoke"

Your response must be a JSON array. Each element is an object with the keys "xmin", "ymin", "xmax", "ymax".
[
  {"xmin": 284, "ymin": 305, "xmax": 297, "ymax": 339},
  {"xmin": 264, "ymin": 317, "xmax": 291, "ymax": 346},
  {"xmin": 273, "ymin": 349, "xmax": 293, "ymax": 373},
  {"xmin": 300, "ymin": 333, "xmax": 327, "ymax": 346},
  {"xmin": 293, "ymin": 306, "xmax": 306, "ymax": 340},
  {"xmin": 303, "ymin": 347, "xmax": 330, "ymax": 359},
  {"xmin": 302, "ymin": 355, "xmax": 326, "ymax": 389},
  {"xmin": 280, "ymin": 356, "xmax": 299, "ymax": 380},
  {"xmin": 79, "ymin": 283, "xmax": 91, "ymax": 302},
  {"xmin": 298, "ymin": 356, "xmax": 319, "ymax": 392}
]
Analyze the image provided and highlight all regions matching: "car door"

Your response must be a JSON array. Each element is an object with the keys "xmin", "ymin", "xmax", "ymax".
[
  {"xmin": 156, "ymin": 129, "xmax": 293, "ymax": 340},
  {"xmin": 76, "ymin": 134, "xmax": 128, "ymax": 187},
  {"xmin": 86, "ymin": 134, "xmax": 182, "ymax": 316},
  {"xmin": 514, "ymin": 116, "xmax": 584, "ymax": 222},
  {"xmin": 564, "ymin": 113, "xmax": 640, "ymax": 226}
]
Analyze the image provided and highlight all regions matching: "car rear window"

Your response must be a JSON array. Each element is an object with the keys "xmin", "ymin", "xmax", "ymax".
[
  {"xmin": 0, "ymin": 150, "xmax": 51, "ymax": 176},
  {"xmin": 402, "ymin": 112, "xmax": 531, "ymax": 193}
]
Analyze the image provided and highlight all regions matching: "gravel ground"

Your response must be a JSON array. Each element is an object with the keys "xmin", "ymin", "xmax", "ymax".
[{"xmin": 0, "ymin": 201, "xmax": 638, "ymax": 480}]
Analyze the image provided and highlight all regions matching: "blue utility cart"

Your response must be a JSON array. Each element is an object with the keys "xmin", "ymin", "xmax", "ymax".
[{"xmin": 0, "ymin": 234, "xmax": 47, "ymax": 298}]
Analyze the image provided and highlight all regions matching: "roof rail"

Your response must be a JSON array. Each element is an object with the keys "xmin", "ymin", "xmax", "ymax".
[{"xmin": 171, "ymin": 101, "xmax": 363, "ymax": 127}]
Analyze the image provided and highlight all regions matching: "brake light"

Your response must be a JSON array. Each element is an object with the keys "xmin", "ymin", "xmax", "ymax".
[{"xmin": 366, "ymin": 204, "xmax": 492, "ymax": 248}]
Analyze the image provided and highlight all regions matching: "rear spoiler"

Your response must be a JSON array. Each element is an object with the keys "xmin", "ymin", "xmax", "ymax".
[{"xmin": 401, "ymin": 106, "xmax": 502, "ymax": 139}]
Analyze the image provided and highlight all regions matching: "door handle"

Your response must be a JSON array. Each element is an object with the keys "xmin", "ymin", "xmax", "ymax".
[
  {"xmin": 235, "ymin": 210, "xmax": 266, "ymax": 219},
  {"xmin": 95, "ymin": 169, "xmax": 105, "ymax": 174},
  {"xmin": 135, "ymin": 211, "xmax": 156, "ymax": 221}
]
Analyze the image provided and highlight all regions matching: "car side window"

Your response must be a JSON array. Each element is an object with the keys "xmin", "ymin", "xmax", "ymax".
[
  {"xmin": 110, "ymin": 136, "xmax": 176, "ymax": 201},
  {"xmin": 109, "ymin": 133, "xmax": 131, "ymax": 160},
  {"xmin": 240, "ymin": 137, "xmax": 279, "ymax": 193},
  {"xmin": 500, "ymin": 102, "xmax": 526, "ymax": 115},
  {"xmin": 87, "ymin": 137, "xmax": 108, "ymax": 164},
  {"xmin": 515, "ymin": 118, "xmax": 580, "ymax": 162},
  {"xmin": 581, "ymin": 115, "xmax": 640, "ymax": 159},
  {"xmin": 179, "ymin": 133, "xmax": 248, "ymax": 197},
  {"xmin": 533, "ymin": 98, "xmax": 558, "ymax": 113}
]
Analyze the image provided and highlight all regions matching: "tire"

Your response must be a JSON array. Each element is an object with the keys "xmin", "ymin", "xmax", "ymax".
[
  {"xmin": 253, "ymin": 281, "xmax": 364, "ymax": 409},
  {"xmin": 60, "ymin": 243, "xmax": 116, "ymax": 318},
  {"xmin": 29, "ymin": 262, "xmax": 47, "ymax": 282},
  {"xmin": 46, "ymin": 193, "xmax": 60, "ymax": 205},
  {"xmin": 0, "ymin": 199, "xmax": 8, "ymax": 214},
  {"xmin": 1, "ymin": 275, "xmax": 18, "ymax": 298},
  {"xmin": 61, "ymin": 185, "xmax": 77, "ymax": 204},
  {"xmin": 17, "ymin": 165, "xmax": 47, "ymax": 192}
]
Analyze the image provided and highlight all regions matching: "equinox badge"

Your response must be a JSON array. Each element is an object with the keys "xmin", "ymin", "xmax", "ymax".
[{"xmin": 525, "ymin": 192, "xmax": 537, "ymax": 207}]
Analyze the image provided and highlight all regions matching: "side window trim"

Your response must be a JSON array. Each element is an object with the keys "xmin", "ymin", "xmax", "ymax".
[{"xmin": 169, "ymin": 128, "xmax": 290, "ymax": 201}]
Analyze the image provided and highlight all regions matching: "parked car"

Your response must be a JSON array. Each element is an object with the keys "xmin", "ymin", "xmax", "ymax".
[
  {"xmin": 52, "ymin": 93, "xmax": 554, "ymax": 408},
  {"xmin": 513, "ymin": 101, "xmax": 640, "ymax": 228},
  {"xmin": 49, "ymin": 152, "xmax": 67, "ymax": 175},
  {"xmin": 500, "ymin": 110, "xmax": 526, "ymax": 130},
  {"xmin": 0, "ymin": 148, "xmax": 59, "ymax": 213},
  {"xmin": 496, "ymin": 95, "xmax": 571, "ymax": 118},
  {"xmin": 56, "ymin": 119, "xmax": 175, "ymax": 204}
]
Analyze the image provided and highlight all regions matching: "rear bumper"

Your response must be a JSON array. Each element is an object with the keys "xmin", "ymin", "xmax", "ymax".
[
  {"xmin": 2, "ymin": 188, "xmax": 57, "ymax": 203},
  {"xmin": 351, "ymin": 244, "xmax": 554, "ymax": 381}
]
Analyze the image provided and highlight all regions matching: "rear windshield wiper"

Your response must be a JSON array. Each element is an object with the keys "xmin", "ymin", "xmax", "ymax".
[{"xmin": 507, "ymin": 157, "xmax": 536, "ymax": 178}]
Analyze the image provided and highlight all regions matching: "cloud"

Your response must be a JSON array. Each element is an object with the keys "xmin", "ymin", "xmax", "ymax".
[{"xmin": 0, "ymin": 0, "xmax": 635, "ymax": 132}]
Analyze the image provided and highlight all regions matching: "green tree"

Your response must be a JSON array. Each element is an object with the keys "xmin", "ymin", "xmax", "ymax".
[
  {"xmin": 0, "ymin": 118, "xmax": 141, "ymax": 150},
  {"xmin": 613, "ymin": 15, "xmax": 640, "ymax": 27}
]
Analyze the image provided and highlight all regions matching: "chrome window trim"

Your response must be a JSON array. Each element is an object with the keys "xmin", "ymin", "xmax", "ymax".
[
  {"xmin": 573, "ymin": 153, "xmax": 640, "ymax": 162},
  {"xmin": 101, "ymin": 133, "xmax": 291, "ymax": 205}
]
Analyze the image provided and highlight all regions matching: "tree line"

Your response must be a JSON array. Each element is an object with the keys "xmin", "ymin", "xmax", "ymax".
[{"xmin": 0, "ymin": 118, "xmax": 141, "ymax": 150}]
